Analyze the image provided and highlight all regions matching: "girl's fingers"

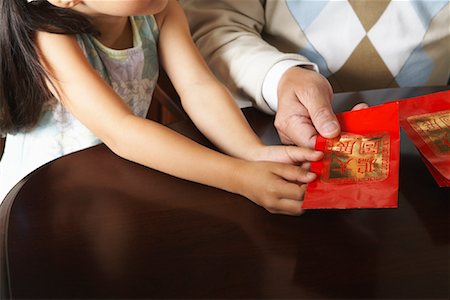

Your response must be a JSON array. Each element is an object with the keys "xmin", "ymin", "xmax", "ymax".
[
  {"xmin": 254, "ymin": 145, "xmax": 322, "ymax": 165},
  {"xmin": 285, "ymin": 146, "xmax": 323, "ymax": 163},
  {"xmin": 275, "ymin": 164, "xmax": 317, "ymax": 184},
  {"xmin": 300, "ymin": 161, "xmax": 311, "ymax": 170},
  {"xmin": 275, "ymin": 198, "xmax": 306, "ymax": 216},
  {"xmin": 266, "ymin": 184, "xmax": 308, "ymax": 216},
  {"xmin": 275, "ymin": 180, "xmax": 306, "ymax": 201},
  {"xmin": 263, "ymin": 172, "xmax": 312, "ymax": 216}
]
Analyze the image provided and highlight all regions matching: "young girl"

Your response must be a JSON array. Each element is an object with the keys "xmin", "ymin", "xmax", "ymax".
[{"xmin": 0, "ymin": 0, "xmax": 323, "ymax": 215}]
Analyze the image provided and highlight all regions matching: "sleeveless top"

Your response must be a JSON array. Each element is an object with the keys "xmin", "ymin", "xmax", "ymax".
[{"xmin": 0, "ymin": 16, "xmax": 160, "ymax": 202}]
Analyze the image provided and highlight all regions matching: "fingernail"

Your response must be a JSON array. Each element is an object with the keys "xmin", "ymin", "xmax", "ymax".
[
  {"xmin": 314, "ymin": 151, "xmax": 324, "ymax": 158},
  {"xmin": 307, "ymin": 172, "xmax": 317, "ymax": 180},
  {"xmin": 322, "ymin": 121, "xmax": 339, "ymax": 135}
]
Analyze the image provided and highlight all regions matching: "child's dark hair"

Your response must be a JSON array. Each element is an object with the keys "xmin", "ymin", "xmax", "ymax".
[{"xmin": 0, "ymin": 0, "xmax": 98, "ymax": 134}]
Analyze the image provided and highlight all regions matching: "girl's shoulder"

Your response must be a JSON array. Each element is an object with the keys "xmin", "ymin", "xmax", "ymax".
[{"xmin": 35, "ymin": 31, "xmax": 81, "ymax": 66}]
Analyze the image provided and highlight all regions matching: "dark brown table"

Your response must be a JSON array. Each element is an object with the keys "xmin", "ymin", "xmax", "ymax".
[{"xmin": 1, "ymin": 86, "xmax": 449, "ymax": 299}]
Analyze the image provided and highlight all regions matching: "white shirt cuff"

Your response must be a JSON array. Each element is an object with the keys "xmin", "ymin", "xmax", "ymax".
[{"xmin": 262, "ymin": 60, "xmax": 318, "ymax": 111}]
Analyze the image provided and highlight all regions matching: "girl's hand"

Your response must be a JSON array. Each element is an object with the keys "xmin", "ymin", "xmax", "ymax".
[
  {"xmin": 234, "ymin": 160, "xmax": 318, "ymax": 216},
  {"xmin": 251, "ymin": 145, "xmax": 324, "ymax": 166}
]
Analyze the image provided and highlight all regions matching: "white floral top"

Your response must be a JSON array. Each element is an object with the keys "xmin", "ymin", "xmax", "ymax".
[{"xmin": 0, "ymin": 16, "xmax": 159, "ymax": 202}]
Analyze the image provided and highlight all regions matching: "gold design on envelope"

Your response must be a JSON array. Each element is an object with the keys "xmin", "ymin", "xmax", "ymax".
[
  {"xmin": 407, "ymin": 110, "xmax": 450, "ymax": 156},
  {"xmin": 322, "ymin": 133, "xmax": 390, "ymax": 183}
]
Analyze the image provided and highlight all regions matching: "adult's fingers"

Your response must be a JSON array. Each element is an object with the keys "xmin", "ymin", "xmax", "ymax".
[
  {"xmin": 276, "ymin": 68, "xmax": 340, "ymax": 147},
  {"xmin": 298, "ymin": 86, "xmax": 340, "ymax": 139},
  {"xmin": 276, "ymin": 112, "xmax": 318, "ymax": 148},
  {"xmin": 351, "ymin": 102, "xmax": 369, "ymax": 111}
]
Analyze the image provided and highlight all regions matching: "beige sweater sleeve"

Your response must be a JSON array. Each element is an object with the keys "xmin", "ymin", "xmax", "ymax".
[{"xmin": 180, "ymin": 0, "xmax": 312, "ymax": 114}]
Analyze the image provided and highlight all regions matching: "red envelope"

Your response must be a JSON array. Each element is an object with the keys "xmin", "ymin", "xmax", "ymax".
[
  {"xmin": 419, "ymin": 151, "xmax": 450, "ymax": 187},
  {"xmin": 304, "ymin": 102, "xmax": 400, "ymax": 209},
  {"xmin": 398, "ymin": 90, "xmax": 450, "ymax": 183}
]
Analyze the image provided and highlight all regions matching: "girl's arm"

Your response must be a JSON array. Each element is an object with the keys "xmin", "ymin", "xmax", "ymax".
[
  {"xmin": 35, "ymin": 6, "xmax": 321, "ymax": 215},
  {"xmin": 156, "ymin": 1, "xmax": 268, "ymax": 161},
  {"xmin": 35, "ymin": 31, "xmax": 246, "ymax": 195},
  {"xmin": 156, "ymin": 1, "xmax": 322, "ymax": 168}
]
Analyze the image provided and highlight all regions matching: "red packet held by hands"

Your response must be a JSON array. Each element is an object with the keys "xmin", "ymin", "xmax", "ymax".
[
  {"xmin": 304, "ymin": 102, "xmax": 400, "ymax": 209},
  {"xmin": 398, "ymin": 90, "xmax": 450, "ymax": 186}
]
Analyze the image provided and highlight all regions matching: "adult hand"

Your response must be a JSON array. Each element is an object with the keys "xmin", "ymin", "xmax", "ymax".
[{"xmin": 274, "ymin": 67, "xmax": 367, "ymax": 148}]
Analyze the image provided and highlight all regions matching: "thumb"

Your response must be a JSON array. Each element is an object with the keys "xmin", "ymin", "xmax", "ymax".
[
  {"xmin": 295, "ymin": 75, "xmax": 340, "ymax": 139},
  {"xmin": 307, "ymin": 98, "xmax": 341, "ymax": 139}
]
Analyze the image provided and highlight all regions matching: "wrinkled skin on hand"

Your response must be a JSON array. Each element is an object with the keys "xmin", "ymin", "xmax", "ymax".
[{"xmin": 275, "ymin": 67, "xmax": 368, "ymax": 148}]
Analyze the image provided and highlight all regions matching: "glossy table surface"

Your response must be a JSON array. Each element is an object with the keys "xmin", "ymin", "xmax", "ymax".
[{"xmin": 0, "ymin": 86, "xmax": 449, "ymax": 299}]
